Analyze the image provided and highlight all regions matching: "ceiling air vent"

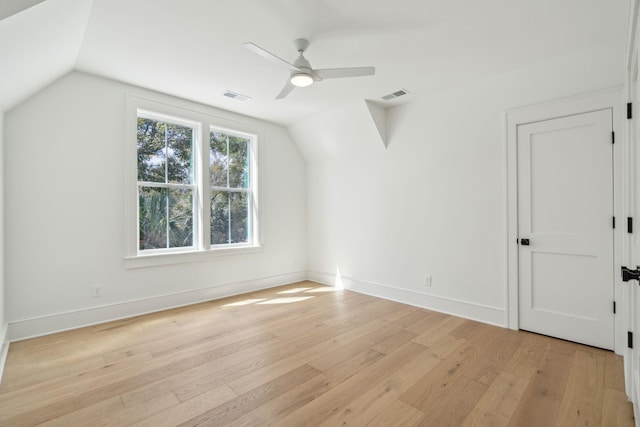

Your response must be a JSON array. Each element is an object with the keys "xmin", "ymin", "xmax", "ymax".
[
  {"xmin": 381, "ymin": 89, "xmax": 409, "ymax": 101},
  {"xmin": 223, "ymin": 90, "xmax": 251, "ymax": 102}
]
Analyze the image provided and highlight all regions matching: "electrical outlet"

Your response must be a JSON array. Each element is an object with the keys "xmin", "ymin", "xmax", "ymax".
[
  {"xmin": 424, "ymin": 276, "xmax": 432, "ymax": 287},
  {"xmin": 92, "ymin": 284, "xmax": 103, "ymax": 297}
]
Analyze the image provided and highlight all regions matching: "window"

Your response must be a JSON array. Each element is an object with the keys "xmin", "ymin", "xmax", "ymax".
[
  {"xmin": 126, "ymin": 96, "xmax": 260, "ymax": 267},
  {"xmin": 209, "ymin": 129, "xmax": 252, "ymax": 245},
  {"xmin": 137, "ymin": 113, "xmax": 197, "ymax": 252}
]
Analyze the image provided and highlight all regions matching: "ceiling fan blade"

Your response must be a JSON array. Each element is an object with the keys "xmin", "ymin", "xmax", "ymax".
[
  {"xmin": 314, "ymin": 66, "xmax": 375, "ymax": 80},
  {"xmin": 243, "ymin": 42, "xmax": 300, "ymax": 73},
  {"xmin": 275, "ymin": 80, "xmax": 296, "ymax": 100}
]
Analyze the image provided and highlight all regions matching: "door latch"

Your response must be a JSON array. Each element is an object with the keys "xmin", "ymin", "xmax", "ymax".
[{"xmin": 621, "ymin": 266, "xmax": 640, "ymax": 282}]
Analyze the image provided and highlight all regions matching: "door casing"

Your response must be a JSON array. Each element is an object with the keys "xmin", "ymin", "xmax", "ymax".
[{"xmin": 505, "ymin": 88, "xmax": 624, "ymax": 355}]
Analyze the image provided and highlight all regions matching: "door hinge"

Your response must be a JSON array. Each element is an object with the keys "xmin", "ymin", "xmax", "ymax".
[
  {"xmin": 628, "ymin": 102, "xmax": 633, "ymax": 119},
  {"xmin": 628, "ymin": 217, "xmax": 633, "ymax": 234},
  {"xmin": 612, "ymin": 131, "xmax": 615, "ymax": 144},
  {"xmin": 613, "ymin": 301, "xmax": 616, "ymax": 314},
  {"xmin": 613, "ymin": 216, "xmax": 616, "ymax": 229},
  {"xmin": 628, "ymin": 331, "xmax": 634, "ymax": 349}
]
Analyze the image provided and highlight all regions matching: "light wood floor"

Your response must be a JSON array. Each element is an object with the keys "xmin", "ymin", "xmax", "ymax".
[{"xmin": 0, "ymin": 281, "xmax": 634, "ymax": 426}]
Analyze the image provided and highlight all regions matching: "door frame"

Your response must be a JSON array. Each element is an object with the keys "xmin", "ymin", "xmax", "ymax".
[
  {"xmin": 625, "ymin": 0, "xmax": 640, "ymax": 412},
  {"xmin": 505, "ymin": 88, "xmax": 624, "ymax": 355}
]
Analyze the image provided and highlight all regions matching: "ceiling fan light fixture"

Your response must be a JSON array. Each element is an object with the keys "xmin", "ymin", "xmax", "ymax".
[{"xmin": 290, "ymin": 72, "xmax": 314, "ymax": 87}]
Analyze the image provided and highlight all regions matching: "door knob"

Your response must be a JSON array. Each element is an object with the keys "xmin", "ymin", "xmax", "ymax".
[{"xmin": 520, "ymin": 238, "xmax": 530, "ymax": 246}]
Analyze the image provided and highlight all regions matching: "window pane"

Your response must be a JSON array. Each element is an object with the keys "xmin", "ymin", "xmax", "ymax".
[
  {"xmin": 139, "ymin": 187, "xmax": 167, "ymax": 249},
  {"xmin": 210, "ymin": 132, "xmax": 228, "ymax": 187},
  {"xmin": 166, "ymin": 124, "xmax": 193, "ymax": 184},
  {"xmin": 137, "ymin": 118, "xmax": 167, "ymax": 183},
  {"xmin": 229, "ymin": 136, "xmax": 249, "ymax": 189},
  {"xmin": 230, "ymin": 192, "xmax": 249, "ymax": 243},
  {"xmin": 168, "ymin": 188, "xmax": 193, "ymax": 248},
  {"xmin": 210, "ymin": 190, "xmax": 229, "ymax": 244}
]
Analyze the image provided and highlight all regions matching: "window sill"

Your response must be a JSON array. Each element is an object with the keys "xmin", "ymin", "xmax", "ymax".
[{"xmin": 124, "ymin": 245, "xmax": 263, "ymax": 269}]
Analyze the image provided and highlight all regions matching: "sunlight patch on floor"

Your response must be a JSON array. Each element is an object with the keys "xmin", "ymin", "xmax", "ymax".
[
  {"xmin": 304, "ymin": 287, "xmax": 338, "ymax": 293},
  {"xmin": 277, "ymin": 287, "xmax": 313, "ymax": 294},
  {"xmin": 256, "ymin": 296, "xmax": 315, "ymax": 305},
  {"xmin": 223, "ymin": 298, "xmax": 267, "ymax": 307}
]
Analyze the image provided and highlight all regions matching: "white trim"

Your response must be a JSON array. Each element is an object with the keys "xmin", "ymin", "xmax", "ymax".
[
  {"xmin": 0, "ymin": 323, "xmax": 9, "ymax": 385},
  {"xmin": 125, "ymin": 244, "xmax": 263, "ymax": 269},
  {"xmin": 125, "ymin": 94, "xmax": 264, "ymax": 267},
  {"xmin": 306, "ymin": 271, "xmax": 505, "ymax": 327},
  {"xmin": 7, "ymin": 272, "xmax": 306, "ymax": 342},
  {"xmin": 625, "ymin": 1, "xmax": 640, "ymax": 418},
  {"xmin": 505, "ymin": 88, "xmax": 624, "ymax": 355}
]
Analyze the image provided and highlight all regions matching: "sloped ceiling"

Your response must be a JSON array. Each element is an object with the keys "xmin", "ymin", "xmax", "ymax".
[
  {"xmin": 0, "ymin": 0, "xmax": 629, "ymax": 125},
  {"xmin": 0, "ymin": 0, "xmax": 92, "ymax": 111}
]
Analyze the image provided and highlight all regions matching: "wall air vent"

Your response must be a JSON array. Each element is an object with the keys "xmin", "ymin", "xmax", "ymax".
[
  {"xmin": 381, "ymin": 89, "xmax": 409, "ymax": 101},
  {"xmin": 223, "ymin": 90, "xmax": 251, "ymax": 102}
]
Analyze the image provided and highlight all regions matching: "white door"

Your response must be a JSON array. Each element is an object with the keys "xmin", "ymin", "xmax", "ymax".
[{"xmin": 517, "ymin": 109, "xmax": 614, "ymax": 350}]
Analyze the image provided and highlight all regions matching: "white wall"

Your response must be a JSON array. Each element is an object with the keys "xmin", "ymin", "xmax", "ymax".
[
  {"xmin": 4, "ymin": 72, "xmax": 307, "ymax": 339},
  {"xmin": 303, "ymin": 42, "xmax": 624, "ymax": 325}
]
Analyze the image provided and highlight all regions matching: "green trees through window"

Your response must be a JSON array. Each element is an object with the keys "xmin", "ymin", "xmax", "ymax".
[
  {"xmin": 210, "ymin": 132, "xmax": 250, "ymax": 245},
  {"xmin": 135, "ymin": 110, "xmax": 255, "ymax": 254},
  {"xmin": 137, "ymin": 117, "xmax": 194, "ymax": 250}
]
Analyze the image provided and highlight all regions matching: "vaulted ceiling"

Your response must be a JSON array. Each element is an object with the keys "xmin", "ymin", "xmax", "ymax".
[{"xmin": 0, "ymin": 0, "xmax": 629, "ymax": 125}]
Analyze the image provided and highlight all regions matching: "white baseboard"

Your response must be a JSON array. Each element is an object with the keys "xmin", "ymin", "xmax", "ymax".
[
  {"xmin": 307, "ymin": 271, "xmax": 506, "ymax": 327},
  {"xmin": 8, "ymin": 271, "xmax": 306, "ymax": 342},
  {"xmin": 7, "ymin": 270, "xmax": 506, "ymax": 342},
  {"xmin": 0, "ymin": 323, "xmax": 9, "ymax": 385}
]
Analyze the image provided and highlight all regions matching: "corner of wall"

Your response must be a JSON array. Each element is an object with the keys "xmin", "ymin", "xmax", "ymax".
[
  {"xmin": 306, "ymin": 271, "xmax": 506, "ymax": 327},
  {"xmin": 364, "ymin": 100, "xmax": 387, "ymax": 148}
]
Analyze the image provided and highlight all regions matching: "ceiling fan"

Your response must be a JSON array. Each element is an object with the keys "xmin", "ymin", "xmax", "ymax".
[{"xmin": 243, "ymin": 38, "xmax": 375, "ymax": 99}]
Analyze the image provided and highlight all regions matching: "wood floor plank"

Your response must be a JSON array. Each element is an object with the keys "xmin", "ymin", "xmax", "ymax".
[
  {"xmin": 554, "ymin": 349, "xmax": 605, "ymax": 427},
  {"xmin": 305, "ymin": 319, "xmax": 396, "ymax": 372},
  {"xmin": 227, "ymin": 347, "xmax": 385, "ymax": 427},
  {"xmin": 502, "ymin": 331, "xmax": 549, "ymax": 379},
  {"xmin": 131, "ymin": 385, "xmax": 237, "ymax": 427},
  {"xmin": 318, "ymin": 342, "xmax": 442, "ymax": 426},
  {"xmin": 463, "ymin": 328, "xmax": 522, "ymax": 386},
  {"xmin": 371, "ymin": 329, "xmax": 417, "ymax": 355},
  {"xmin": 0, "ymin": 281, "xmax": 633, "ymax": 426},
  {"xmin": 400, "ymin": 325, "xmax": 500, "ymax": 412},
  {"xmin": 38, "ymin": 396, "xmax": 124, "ymax": 427},
  {"xmin": 96, "ymin": 393, "xmax": 181, "ymax": 427},
  {"xmin": 379, "ymin": 303, "xmax": 420, "ymax": 322},
  {"xmin": 176, "ymin": 364, "xmax": 321, "ymax": 427},
  {"xmin": 224, "ymin": 319, "xmax": 377, "ymax": 395},
  {"xmin": 274, "ymin": 341, "xmax": 429, "ymax": 426},
  {"xmin": 169, "ymin": 318, "xmax": 368, "ymax": 402},
  {"xmin": 604, "ymin": 350, "xmax": 627, "ymax": 392},
  {"xmin": 420, "ymin": 375, "xmax": 488, "ymax": 426},
  {"xmin": 1, "ymin": 352, "xmax": 107, "ymax": 393},
  {"xmin": 601, "ymin": 388, "xmax": 636, "ymax": 427},
  {"xmin": 411, "ymin": 315, "xmax": 467, "ymax": 347},
  {"xmin": 365, "ymin": 400, "xmax": 425, "ymax": 426},
  {"xmin": 461, "ymin": 371, "xmax": 529, "ymax": 427},
  {"xmin": 1, "ymin": 332, "xmax": 276, "ymax": 425},
  {"xmin": 0, "ymin": 351, "xmax": 153, "ymax": 409},
  {"xmin": 507, "ymin": 348, "xmax": 574, "ymax": 426}
]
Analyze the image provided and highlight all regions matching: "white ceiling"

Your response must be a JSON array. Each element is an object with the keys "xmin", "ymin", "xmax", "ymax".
[{"xmin": 0, "ymin": 0, "xmax": 629, "ymax": 125}]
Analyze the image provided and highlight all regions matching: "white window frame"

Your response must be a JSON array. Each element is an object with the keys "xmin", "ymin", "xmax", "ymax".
[
  {"xmin": 136, "ymin": 110, "xmax": 201, "ymax": 255},
  {"xmin": 208, "ymin": 125, "xmax": 259, "ymax": 249},
  {"xmin": 125, "ymin": 95, "xmax": 262, "ymax": 268}
]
